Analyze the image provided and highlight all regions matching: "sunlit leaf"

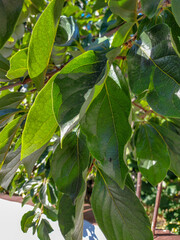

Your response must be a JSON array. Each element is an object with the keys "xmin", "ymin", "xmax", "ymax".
[{"xmin": 21, "ymin": 75, "xmax": 58, "ymax": 159}]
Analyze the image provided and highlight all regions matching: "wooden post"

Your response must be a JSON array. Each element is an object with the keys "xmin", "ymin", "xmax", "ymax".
[
  {"xmin": 151, "ymin": 182, "xmax": 163, "ymax": 236},
  {"xmin": 136, "ymin": 172, "xmax": 142, "ymax": 200}
]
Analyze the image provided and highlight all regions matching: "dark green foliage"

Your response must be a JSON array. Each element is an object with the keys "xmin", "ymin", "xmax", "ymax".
[{"xmin": 0, "ymin": 0, "xmax": 180, "ymax": 239}]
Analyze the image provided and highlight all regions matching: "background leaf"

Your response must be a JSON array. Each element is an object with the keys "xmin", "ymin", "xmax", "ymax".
[
  {"xmin": 7, "ymin": 48, "xmax": 28, "ymax": 80},
  {"xmin": 58, "ymin": 192, "xmax": 85, "ymax": 240},
  {"xmin": 135, "ymin": 124, "xmax": 170, "ymax": 186},
  {"xmin": 112, "ymin": 22, "xmax": 134, "ymax": 48},
  {"xmin": 109, "ymin": 0, "xmax": 137, "ymax": 22},
  {"xmin": 51, "ymin": 132, "xmax": 89, "ymax": 201},
  {"xmin": 37, "ymin": 219, "xmax": 53, "ymax": 240},
  {"xmin": 128, "ymin": 24, "xmax": 180, "ymax": 117},
  {"xmin": 0, "ymin": 147, "xmax": 21, "ymax": 189},
  {"xmin": 150, "ymin": 122, "xmax": 180, "ymax": 177},
  {"xmin": 0, "ymin": 0, "xmax": 24, "ymax": 49},
  {"xmin": 141, "ymin": 0, "xmax": 161, "ymax": 18},
  {"xmin": 0, "ymin": 54, "xmax": 9, "ymax": 81},
  {"xmin": 172, "ymin": 0, "xmax": 180, "ymax": 27},
  {"xmin": 0, "ymin": 115, "xmax": 24, "ymax": 168},
  {"xmin": 21, "ymin": 210, "xmax": 36, "ymax": 233},
  {"xmin": 28, "ymin": 0, "xmax": 64, "ymax": 80}
]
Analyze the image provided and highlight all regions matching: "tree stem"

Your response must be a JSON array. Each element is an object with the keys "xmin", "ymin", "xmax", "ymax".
[
  {"xmin": 136, "ymin": 172, "xmax": 142, "ymax": 200},
  {"xmin": 151, "ymin": 182, "xmax": 163, "ymax": 236}
]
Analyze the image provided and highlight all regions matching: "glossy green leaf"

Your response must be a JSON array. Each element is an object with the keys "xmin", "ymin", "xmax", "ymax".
[
  {"xmin": 150, "ymin": 122, "xmax": 180, "ymax": 177},
  {"xmin": 0, "ymin": 92, "xmax": 25, "ymax": 109},
  {"xmin": 0, "ymin": 54, "xmax": 9, "ymax": 81},
  {"xmin": 81, "ymin": 65, "xmax": 131, "ymax": 188},
  {"xmin": 51, "ymin": 132, "xmax": 89, "ymax": 200},
  {"xmin": 172, "ymin": 0, "xmax": 180, "ymax": 27},
  {"xmin": 112, "ymin": 22, "xmax": 134, "ymax": 48},
  {"xmin": 31, "ymin": 0, "xmax": 46, "ymax": 12},
  {"xmin": 55, "ymin": 16, "xmax": 79, "ymax": 46},
  {"xmin": 0, "ymin": 147, "xmax": 21, "ymax": 189},
  {"xmin": 58, "ymin": 192, "xmax": 85, "ymax": 240},
  {"xmin": 0, "ymin": 0, "xmax": 24, "ymax": 49},
  {"xmin": 37, "ymin": 219, "xmax": 53, "ymax": 240},
  {"xmin": 22, "ymin": 144, "xmax": 48, "ymax": 176},
  {"xmin": 21, "ymin": 210, "xmax": 35, "ymax": 233},
  {"xmin": 21, "ymin": 75, "xmax": 58, "ymax": 160},
  {"xmin": 141, "ymin": 0, "xmax": 161, "ymax": 18},
  {"xmin": 7, "ymin": 48, "xmax": 28, "ymax": 80},
  {"xmin": 128, "ymin": 24, "xmax": 180, "ymax": 117},
  {"xmin": 52, "ymin": 50, "xmax": 107, "ymax": 141},
  {"xmin": 0, "ymin": 115, "xmax": 24, "ymax": 168},
  {"xmin": 164, "ymin": 10, "xmax": 180, "ymax": 56},
  {"xmin": 0, "ymin": 109, "xmax": 21, "ymax": 127},
  {"xmin": 47, "ymin": 182, "xmax": 57, "ymax": 205},
  {"xmin": 109, "ymin": 0, "xmax": 137, "ymax": 22},
  {"xmin": 43, "ymin": 206, "xmax": 58, "ymax": 222},
  {"xmin": 28, "ymin": 0, "xmax": 64, "ymax": 79},
  {"xmin": 135, "ymin": 124, "xmax": 170, "ymax": 186},
  {"xmin": 91, "ymin": 170, "xmax": 153, "ymax": 240},
  {"xmin": 93, "ymin": 0, "xmax": 107, "ymax": 11},
  {"xmin": 39, "ymin": 183, "xmax": 47, "ymax": 204}
]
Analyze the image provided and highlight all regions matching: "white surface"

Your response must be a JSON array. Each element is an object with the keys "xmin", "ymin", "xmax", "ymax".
[{"xmin": 0, "ymin": 199, "xmax": 106, "ymax": 240}]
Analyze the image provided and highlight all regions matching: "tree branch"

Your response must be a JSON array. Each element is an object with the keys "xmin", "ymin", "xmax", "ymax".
[{"xmin": 0, "ymin": 68, "xmax": 60, "ymax": 92}]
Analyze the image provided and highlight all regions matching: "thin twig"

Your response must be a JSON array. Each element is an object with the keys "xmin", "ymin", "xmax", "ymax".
[
  {"xmin": 151, "ymin": 182, "xmax": 163, "ymax": 236},
  {"xmin": 0, "ymin": 68, "xmax": 60, "ymax": 92},
  {"xmin": 132, "ymin": 101, "xmax": 148, "ymax": 112},
  {"xmin": 136, "ymin": 172, "xmax": 142, "ymax": 200}
]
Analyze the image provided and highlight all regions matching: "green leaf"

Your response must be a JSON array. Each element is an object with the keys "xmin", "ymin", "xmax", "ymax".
[
  {"xmin": 109, "ymin": 0, "xmax": 137, "ymax": 22},
  {"xmin": 91, "ymin": 170, "xmax": 153, "ymax": 240},
  {"xmin": 0, "ymin": 115, "xmax": 24, "ymax": 168},
  {"xmin": 28, "ymin": 0, "xmax": 64, "ymax": 79},
  {"xmin": 150, "ymin": 122, "xmax": 180, "ymax": 177},
  {"xmin": 0, "ymin": 147, "xmax": 21, "ymax": 189},
  {"xmin": 51, "ymin": 132, "xmax": 89, "ymax": 200},
  {"xmin": 135, "ymin": 124, "xmax": 170, "ymax": 186},
  {"xmin": 0, "ymin": 92, "xmax": 25, "ymax": 109},
  {"xmin": 37, "ymin": 219, "xmax": 53, "ymax": 240},
  {"xmin": 128, "ymin": 24, "xmax": 180, "ymax": 117},
  {"xmin": 47, "ymin": 182, "xmax": 57, "ymax": 205},
  {"xmin": 52, "ymin": 50, "xmax": 107, "ymax": 141},
  {"xmin": 21, "ymin": 75, "xmax": 58, "ymax": 160},
  {"xmin": 39, "ymin": 183, "xmax": 47, "ymax": 204},
  {"xmin": 31, "ymin": 0, "xmax": 46, "ymax": 13},
  {"xmin": 112, "ymin": 22, "xmax": 134, "ymax": 48},
  {"xmin": 21, "ymin": 210, "xmax": 35, "ymax": 233},
  {"xmin": 58, "ymin": 192, "xmax": 85, "ymax": 240},
  {"xmin": 7, "ymin": 48, "xmax": 28, "ymax": 80},
  {"xmin": 55, "ymin": 16, "xmax": 79, "ymax": 46},
  {"xmin": 0, "ymin": 0, "xmax": 24, "ymax": 49},
  {"xmin": 93, "ymin": 0, "xmax": 107, "ymax": 11},
  {"xmin": 0, "ymin": 54, "xmax": 9, "ymax": 81},
  {"xmin": 22, "ymin": 144, "xmax": 48, "ymax": 176},
  {"xmin": 163, "ymin": 10, "xmax": 180, "ymax": 56},
  {"xmin": 43, "ymin": 206, "xmax": 58, "ymax": 222},
  {"xmin": 81, "ymin": 65, "xmax": 131, "ymax": 188},
  {"xmin": 172, "ymin": 0, "xmax": 180, "ymax": 27},
  {"xmin": 141, "ymin": 0, "xmax": 161, "ymax": 18},
  {"xmin": 0, "ymin": 109, "xmax": 21, "ymax": 127}
]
